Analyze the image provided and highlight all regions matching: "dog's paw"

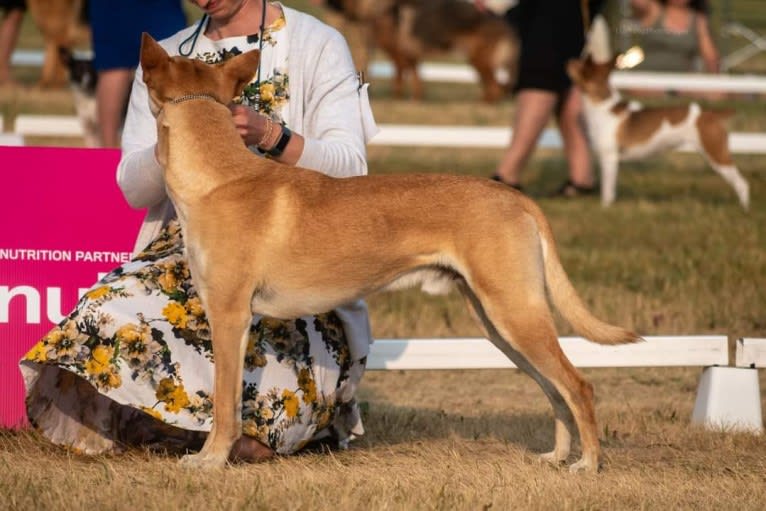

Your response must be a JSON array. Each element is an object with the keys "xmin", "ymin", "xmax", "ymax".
[
  {"xmin": 179, "ymin": 452, "xmax": 228, "ymax": 469},
  {"xmin": 538, "ymin": 450, "xmax": 568, "ymax": 467},
  {"xmin": 568, "ymin": 457, "xmax": 600, "ymax": 474}
]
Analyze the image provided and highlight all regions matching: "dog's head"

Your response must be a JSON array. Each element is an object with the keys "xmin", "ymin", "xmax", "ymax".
[
  {"xmin": 139, "ymin": 33, "xmax": 261, "ymax": 117},
  {"xmin": 566, "ymin": 54, "xmax": 617, "ymax": 102},
  {"xmin": 58, "ymin": 47, "xmax": 97, "ymax": 94}
]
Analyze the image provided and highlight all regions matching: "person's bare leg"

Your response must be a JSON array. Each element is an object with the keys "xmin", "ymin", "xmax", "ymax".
[
  {"xmin": 0, "ymin": 8, "xmax": 24, "ymax": 86},
  {"xmin": 95, "ymin": 68, "xmax": 133, "ymax": 147},
  {"xmin": 556, "ymin": 87, "xmax": 594, "ymax": 188},
  {"xmin": 494, "ymin": 89, "xmax": 558, "ymax": 186}
]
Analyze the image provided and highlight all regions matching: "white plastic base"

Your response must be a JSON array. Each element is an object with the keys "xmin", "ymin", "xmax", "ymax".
[{"xmin": 691, "ymin": 366, "xmax": 764, "ymax": 433}]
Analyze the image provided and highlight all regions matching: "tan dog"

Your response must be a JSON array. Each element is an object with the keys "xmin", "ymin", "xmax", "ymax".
[
  {"xmin": 332, "ymin": 0, "xmax": 518, "ymax": 102},
  {"xmin": 567, "ymin": 55, "xmax": 750, "ymax": 209},
  {"xmin": 139, "ymin": 33, "xmax": 639, "ymax": 473},
  {"xmin": 27, "ymin": 0, "xmax": 89, "ymax": 88}
]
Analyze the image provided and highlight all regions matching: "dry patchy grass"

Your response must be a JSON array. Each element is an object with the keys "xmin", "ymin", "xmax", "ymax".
[{"xmin": 2, "ymin": 368, "xmax": 765, "ymax": 510}]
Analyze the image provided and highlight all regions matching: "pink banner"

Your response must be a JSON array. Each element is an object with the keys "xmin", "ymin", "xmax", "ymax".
[{"xmin": 1, "ymin": 146, "xmax": 145, "ymax": 428}]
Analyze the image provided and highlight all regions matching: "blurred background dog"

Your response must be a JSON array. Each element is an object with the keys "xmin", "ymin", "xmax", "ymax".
[
  {"xmin": 26, "ymin": 0, "xmax": 89, "ymax": 88},
  {"xmin": 322, "ymin": 0, "xmax": 519, "ymax": 103}
]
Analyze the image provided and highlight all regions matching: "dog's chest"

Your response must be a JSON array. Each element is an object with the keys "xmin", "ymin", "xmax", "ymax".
[{"xmin": 583, "ymin": 105, "xmax": 623, "ymax": 153}]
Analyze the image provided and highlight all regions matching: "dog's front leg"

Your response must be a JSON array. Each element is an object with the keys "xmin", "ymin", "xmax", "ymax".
[
  {"xmin": 180, "ymin": 272, "xmax": 254, "ymax": 469},
  {"xmin": 598, "ymin": 152, "xmax": 620, "ymax": 207}
]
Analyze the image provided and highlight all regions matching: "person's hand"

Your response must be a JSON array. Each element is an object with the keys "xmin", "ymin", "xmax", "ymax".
[{"xmin": 229, "ymin": 104, "xmax": 272, "ymax": 148}]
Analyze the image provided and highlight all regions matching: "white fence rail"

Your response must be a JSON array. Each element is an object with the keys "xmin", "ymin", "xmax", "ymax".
[
  {"xmin": 367, "ymin": 336, "xmax": 730, "ymax": 370},
  {"xmin": 10, "ymin": 115, "xmax": 766, "ymax": 154},
  {"xmin": 366, "ymin": 61, "xmax": 766, "ymax": 95}
]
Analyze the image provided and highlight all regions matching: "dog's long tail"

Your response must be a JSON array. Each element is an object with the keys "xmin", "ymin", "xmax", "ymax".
[{"xmin": 521, "ymin": 196, "xmax": 642, "ymax": 345}]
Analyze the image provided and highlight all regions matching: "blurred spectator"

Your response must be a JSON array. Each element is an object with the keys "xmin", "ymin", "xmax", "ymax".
[
  {"xmin": 89, "ymin": 0, "xmax": 186, "ymax": 147},
  {"xmin": 0, "ymin": 0, "xmax": 25, "ymax": 88},
  {"xmin": 629, "ymin": 0, "xmax": 720, "ymax": 73},
  {"xmin": 492, "ymin": 0, "xmax": 604, "ymax": 197}
]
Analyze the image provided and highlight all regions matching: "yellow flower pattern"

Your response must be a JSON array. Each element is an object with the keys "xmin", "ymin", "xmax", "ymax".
[
  {"xmin": 156, "ymin": 378, "xmax": 191, "ymax": 413},
  {"xmin": 162, "ymin": 301, "xmax": 188, "ymax": 329},
  {"xmin": 282, "ymin": 389, "xmax": 300, "ymax": 418},
  {"xmin": 22, "ymin": 220, "xmax": 364, "ymax": 455}
]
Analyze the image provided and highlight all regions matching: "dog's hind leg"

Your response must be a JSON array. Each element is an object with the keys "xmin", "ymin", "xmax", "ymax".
[
  {"xmin": 467, "ymin": 53, "xmax": 502, "ymax": 103},
  {"xmin": 695, "ymin": 113, "xmax": 749, "ymax": 209},
  {"xmin": 464, "ymin": 294, "xmax": 588, "ymax": 469},
  {"xmin": 180, "ymin": 259, "xmax": 255, "ymax": 468},
  {"xmin": 490, "ymin": 300, "xmax": 598, "ymax": 472},
  {"xmin": 457, "ymin": 229, "xmax": 601, "ymax": 471},
  {"xmin": 458, "ymin": 281, "xmax": 575, "ymax": 465}
]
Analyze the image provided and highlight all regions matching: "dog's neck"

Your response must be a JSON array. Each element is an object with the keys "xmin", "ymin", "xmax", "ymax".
[
  {"xmin": 583, "ymin": 85, "xmax": 625, "ymax": 113},
  {"xmin": 158, "ymin": 97, "xmax": 259, "ymax": 203}
]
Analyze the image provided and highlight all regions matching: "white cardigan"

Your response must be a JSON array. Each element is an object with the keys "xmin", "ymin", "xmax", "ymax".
[{"xmin": 116, "ymin": 5, "xmax": 378, "ymax": 360}]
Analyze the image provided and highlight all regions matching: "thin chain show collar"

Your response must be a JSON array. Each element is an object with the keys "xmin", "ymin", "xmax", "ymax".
[{"xmin": 169, "ymin": 93, "xmax": 220, "ymax": 105}]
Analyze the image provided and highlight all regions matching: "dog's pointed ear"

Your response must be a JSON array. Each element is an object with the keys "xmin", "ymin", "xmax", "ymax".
[
  {"xmin": 223, "ymin": 49, "xmax": 261, "ymax": 98},
  {"xmin": 140, "ymin": 32, "xmax": 170, "ymax": 85}
]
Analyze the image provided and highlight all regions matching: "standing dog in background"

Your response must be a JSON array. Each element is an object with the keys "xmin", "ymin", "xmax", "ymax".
[
  {"xmin": 566, "ymin": 15, "xmax": 750, "ymax": 208},
  {"xmin": 27, "ymin": 0, "xmax": 89, "ymax": 88},
  {"xmin": 323, "ymin": 0, "xmax": 518, "ymax": 102},
  {"xmin": 377, "ymin": 0, "xmax": 518, "ymax": 102},
  {"xmin": 567, "ymin": 54, "xmax": 750, "ymax": 209}
]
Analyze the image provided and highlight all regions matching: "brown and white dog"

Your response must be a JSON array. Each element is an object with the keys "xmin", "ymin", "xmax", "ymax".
[
  {"xmin": 27, "ymin": 0, "xmax": 90, "ymax": 88},
  {"xmin": 328, "ymin": 0, "xmax": 518, "ymax": 102},
  {"xmin": 567, "ymin": 55, "xmax": 750, "ymax": 209},
  {"xmin": 139, "ymin": 33, "xmax": 639, "ymax": 473}
]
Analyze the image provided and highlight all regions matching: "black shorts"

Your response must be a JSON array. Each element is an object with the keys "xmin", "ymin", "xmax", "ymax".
[
  {"xmin": 507, "ymin": 0, "xmax": 604, "ymax": 94},
  {"xmin": 0, "ymin": 0, "xmax": 26, "ymax": 12}
]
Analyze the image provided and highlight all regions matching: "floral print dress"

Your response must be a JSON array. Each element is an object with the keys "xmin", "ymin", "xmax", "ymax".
[{"xmin": 19, "ymin": 9, "xmax": 366, "ymax": 457}]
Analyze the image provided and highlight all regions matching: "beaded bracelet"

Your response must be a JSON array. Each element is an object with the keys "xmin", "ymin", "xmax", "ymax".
[{"xmin": 256, "ymin": 116, "xmax": 274, "ymax": 149}]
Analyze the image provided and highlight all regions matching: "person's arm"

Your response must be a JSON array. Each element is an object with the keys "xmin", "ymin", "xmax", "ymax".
[
  {"xmin": 696, "ymin": 14, "xmax": 720, "ymax": 73},
  {"xmin": 291, "ymin": 29, "xmax": 373, "ymax": 177},
  {"xmin": 115, "ymin": 65, "xmax": 167, "ymax": 209},
  {"xmin": 226, "ymin": 30, "xmax": 371, "ymax": 176}
]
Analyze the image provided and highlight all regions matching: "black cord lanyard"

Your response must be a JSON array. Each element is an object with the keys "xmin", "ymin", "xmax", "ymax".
[{"xmin": 178, "ymin": 14, "xmax": 207, "ymax": 58}]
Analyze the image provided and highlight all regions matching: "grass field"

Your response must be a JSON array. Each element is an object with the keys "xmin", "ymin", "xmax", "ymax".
[{"xmin": 2, "ymin": 2, "xmax": 766, "ymax": 510}]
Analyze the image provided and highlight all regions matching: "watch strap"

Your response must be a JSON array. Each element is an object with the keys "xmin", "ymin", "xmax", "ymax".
[{"xmin": 266, "ymin": 125, "xmax": 292, "ymax": 157}]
